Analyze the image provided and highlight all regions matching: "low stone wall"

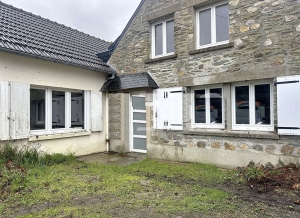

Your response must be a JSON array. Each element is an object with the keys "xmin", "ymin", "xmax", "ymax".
[{"xmin": 149, "ymin": 130, "xmax": 300, "ymax": 168}]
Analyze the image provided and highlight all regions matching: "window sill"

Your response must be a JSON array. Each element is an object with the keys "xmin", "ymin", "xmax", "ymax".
[
  {"xmin": 189, "ymin": 42, "xmax": 234, "ymax": 55},
  {"xmin": 183, "ymin": 129, "xmax": 279, "ymax": 140},
  {"xmin": 145, "ymin": 53, "xmax": 177, "ymax": 64},
  {"xmin": 29, "ymin": 130, "xmax": 91, "ymax": 142}
]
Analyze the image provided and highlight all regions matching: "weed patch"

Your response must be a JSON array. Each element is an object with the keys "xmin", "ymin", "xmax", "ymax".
[
  {"xmin": 0, "ymin": 144, "xmax": 76, "ymax": 200},
  {"xmin": 237, "ymin": 161, "xmax": 300, "ymax": 193}
]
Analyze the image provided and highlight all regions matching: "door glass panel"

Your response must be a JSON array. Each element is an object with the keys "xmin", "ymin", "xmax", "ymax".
[
  {"xmin": 210, "ymin": 88, "xmax": 222, "ymax": 123},
  {"xmin": 166, "ymin": 20, "xmax": 174, "ymax": 53},
  {"xmin": 133, "ymin": 112, "xmax": 146, "ymax": 121},
  {"xmin": 235, "ymin": 86, "xmax": 249, "ymax": 124},
  {"xmin": 216, "ymin": 4, "xmax": 229, "ymax": 42},
  {"xmin": 255, "ymin": 84, "xmax": 270, "ymax": 125},
  {"xmin": 195, "ymin": 90, "xmax": 206, "ymax": 123},
  {"xmin": 30, "ymin": 89, "xmax": 45, "ymax": 130},
  {"xmin": 133, "ymin": 123, "xmax": 146, "ymax": 136},
  {"xmin": 199, "ymin": 9, "xmax": 211, "ymax": 46},
  {"xmin": 132, "ymin": 97, "xmax": 146, "ymax": 110},
  {"xmin": 71, "ymin": 91, "xmax": 84, "ymax": 129},
  {"xmin": 133, "ymin": 138, "xmax": 147, "ymax": 150},
  {"xmin": 52, "ymin": 91, "xmax": 65, "ymax": 129},
  {"xmin": 155, "ymin": 23, "xmax": 163, "ymax": 56}
]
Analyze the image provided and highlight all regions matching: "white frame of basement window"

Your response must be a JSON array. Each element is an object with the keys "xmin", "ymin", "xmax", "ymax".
[
  {"xmin": 30, "ymin": 86, "xmax": 91, "ymax": 136},
  {"xmin": 191, "ymin": 85, "xmax": 225, "ymax": 129},
  {"xmin": 231, "ymin": 80, "xmax": 274, "ymax": 131},
  {"xmin": 151, "ymin": 18, "xmax": 175, "ymax": 58},
  {"xmin": 196, "ymin": 1, "xmax": 229, "ymax": 49}
]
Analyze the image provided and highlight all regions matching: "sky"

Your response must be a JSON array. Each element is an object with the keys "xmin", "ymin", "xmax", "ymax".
[{"xmin": 2, "ymin": 0, "xmax": 141, "ymax": 42}]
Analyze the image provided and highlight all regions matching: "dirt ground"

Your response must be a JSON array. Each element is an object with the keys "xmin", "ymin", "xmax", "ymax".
[
  {"xmin": 6, "ymin": 176, "xmax": 300, "ymax": 218},
  {"xmin": 2, "ymin": 157, "xmax": 300, "ymax": 218}
]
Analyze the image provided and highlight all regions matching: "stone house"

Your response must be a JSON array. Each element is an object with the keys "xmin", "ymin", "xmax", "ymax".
[
  {"xmin": 0, "ymin": 1, "xmax": 115, "ymax": 155},
  {"xmin": 103, "ymin": 0, "xmax": 300, "ymax": 168}
]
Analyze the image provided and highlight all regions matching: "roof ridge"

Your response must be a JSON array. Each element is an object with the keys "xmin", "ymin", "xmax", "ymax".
[{"xmin": 0, "ymin": 0, "xmax": 109, "ymax": 43}]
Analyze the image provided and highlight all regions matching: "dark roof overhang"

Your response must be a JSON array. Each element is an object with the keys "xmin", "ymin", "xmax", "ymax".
[{"xmin": 101, "ymin": 72, "xmax": 159, "ymax": 92}]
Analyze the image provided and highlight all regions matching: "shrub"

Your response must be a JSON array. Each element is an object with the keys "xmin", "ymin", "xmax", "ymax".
[{"xmin": 0, "ymin": 143, "xmax": 76, "ymax": 167}]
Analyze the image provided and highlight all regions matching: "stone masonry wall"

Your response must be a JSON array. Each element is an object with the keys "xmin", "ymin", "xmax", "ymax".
[{"xmin": 109, "ymin": 0, "xmax": 300, "ymax": 164}]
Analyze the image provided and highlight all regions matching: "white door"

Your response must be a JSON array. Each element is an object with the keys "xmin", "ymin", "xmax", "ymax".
[{"xmin": 131, "ymin": 95, "xmax": 147, "ymax": 153}]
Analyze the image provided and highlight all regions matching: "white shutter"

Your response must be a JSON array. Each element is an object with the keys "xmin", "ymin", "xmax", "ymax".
[
  {"xmin": 166, "ymin": 87, "xmax": 183, "ymax": 130},
  {"xmin": 91, "ymin": 90, "xmax": 102, "ymax": 131},
  {"xmin": 0, "ymin": 81, "xmax": 10, "ymax": 140},
  {"xmin": 10, "ymin": 82, "xmax": 30, "ymax": 139},
  {"xmin": 153, "ymin": 89, "xmax": 167, "ymax": 129},
  {"xmin": 153, "ymin": 87, "xmax": 183, "ymax": 130},
  {"xmin": 277, "ymin": 75, "xmax": 300, "ymax": 135}
]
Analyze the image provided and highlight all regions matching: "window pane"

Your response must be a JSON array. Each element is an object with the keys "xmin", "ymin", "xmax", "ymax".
[
  {"xmin": 199, "ymin": 9, "xmax": 211, "ymax": 46},
  {"xmin": 133, "ymin": 112, "xmax": 146, "ymax": 121},
  {"xmin": 133, "ymin": 123, "xmax": 146, "ymax": 136},
  {"xmin": 235, "ymin": 86, "xmax": 249, "ymax": 124},
  {"xmin": 255, "ymin": 84, "xmax": 271, "ymax": 125},
  {"xmin": 210, "ymin": 88, "xmax": 222, "ymax": 123},
  {"xmin": 216, "ymin": 4, "xmax": 229, "ymax": 42},
  {"xmin": 155, "ymin": 23, "xmax": 163, "ymax": 56},
  {"xmin": 133, "ymin": 138, "xmax": 147, "ymax": 150},
  {"xmin": 52, "ymin": 91, "xmax": 65, "ymax": 129},
  {"xmin": 166, "ymin": 20, "xmax": 174, "ymax": 53},
  {"xmin": 132, "ymin": 96, "xmax": 146, "ymax": 110},
  {"xmin": 195, "ymin": 90, "xmax": 206, "ymax": 123},
  {"xmin": 30, "ymin": 89, "xmax": 45, "ymax": 130},
  {"xmin": 71, "ymin": 91, "xmax": 84, "ymax": 129}
]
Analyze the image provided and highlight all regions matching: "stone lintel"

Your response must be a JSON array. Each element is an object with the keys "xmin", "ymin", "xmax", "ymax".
[
  {"xmin": 145, "ymin": 53, "xmax": 178, "ymax": 64},
  {"xmin": 142, "ymin": 4, "xmax": 181, "ymax": 23},
  {"xmin": 189, "ymin": 42, "xmax": 234, "ymax": 55},
  {"xmin": 178, "ymin": 66, "xmax": 285, "ymax": 87},
  {"xmin": 183, "ymin": 130, "xmax": 279, "ymax": 140},
  {"xmin": 186, "ymin": 0, "xmax": 221, "ymax": 8}
]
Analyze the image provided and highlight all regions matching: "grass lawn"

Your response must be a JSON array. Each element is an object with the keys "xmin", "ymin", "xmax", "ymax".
[{"xmin": 1, "ymin": 153, "xmax": 300, "ymax": 217}]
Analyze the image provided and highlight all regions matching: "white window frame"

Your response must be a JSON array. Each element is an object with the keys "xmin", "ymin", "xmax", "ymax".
[
  {"xmin": 191, "ymin": 85, "xmax": 225, "ymax": 129},
  {"xmin": 196, "ymin": 1, "xmax": 229, "ymax": 49},
  {"xmin": 30, "ymin": 86, "xmax": 90, "ymax": 136},
  {"xmin": 231, "ymin": 80, "xmax": 274, "ymax": 131},
  {"xmin": 151, "ymin": 18, "xmax": 175, "ymax": 58}
]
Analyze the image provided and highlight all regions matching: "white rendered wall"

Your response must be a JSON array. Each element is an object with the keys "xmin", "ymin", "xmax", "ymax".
[{"xmin": 0, "ymin": 51, "xmax": 109, "ymax": 156}]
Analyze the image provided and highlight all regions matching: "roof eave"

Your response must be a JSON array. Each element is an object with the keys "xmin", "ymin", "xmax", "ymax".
[{"xmin": 0, "ymin": 47, "xmax": 116, "ymax": 75}]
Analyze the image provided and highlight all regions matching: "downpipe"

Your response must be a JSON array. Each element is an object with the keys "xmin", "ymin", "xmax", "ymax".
[{"xmin": 105, "ymin": 91, "xmax": 110, "ymax": 152}]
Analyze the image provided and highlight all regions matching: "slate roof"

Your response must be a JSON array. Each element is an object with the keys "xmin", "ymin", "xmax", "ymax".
[
  {"xmin": 101, "ymin": 72, "xmax": 159, "ymax": 91},
  {"xmin": 0, "ymin": 1, "xmax": 115, "ymax": 74}
]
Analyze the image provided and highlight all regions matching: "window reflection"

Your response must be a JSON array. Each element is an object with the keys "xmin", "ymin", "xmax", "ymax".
[
  {"xmin": 235, "ymin": 86, "xmax": 250, "ymax": 124},
  {"xmin": 52, "ymin": 91, "xmax": 65, "ymax": 129},
  {"xmin": 195, "ymin": 90, "xmax": 206, "ymax": 123},
  {"xmin": 30, "ymin": 89, "xmax": 45, "ymax": 130},
  {"xmin": 210, "ymin": 88, "xmax": 222, "ymax": 123},
  {"xmin": 155, "ymin": 23, "xmax": 163, "ymax": 56},
  {"xmin": 255, "ymin": 84, "xmax": 270, "ymax": 125},
  {"xmin": 71, "ymin": 91, "xmax": 84, "ymax": 129}
]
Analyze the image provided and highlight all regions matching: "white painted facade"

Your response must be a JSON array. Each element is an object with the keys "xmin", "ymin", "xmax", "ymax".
[{"xmin": 0, "ymin": 51, "xmax": 109, "ymax": 156}]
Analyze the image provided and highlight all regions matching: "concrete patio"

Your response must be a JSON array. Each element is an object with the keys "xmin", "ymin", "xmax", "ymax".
[{"xmin": 77, "ymin": 152, "xmax": 147, "ymax": 166}]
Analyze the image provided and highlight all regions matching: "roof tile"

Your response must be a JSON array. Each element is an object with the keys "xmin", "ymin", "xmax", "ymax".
[{"xmin": 0, "ymin": 1, "xmax": 114, "ymax": 74}]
